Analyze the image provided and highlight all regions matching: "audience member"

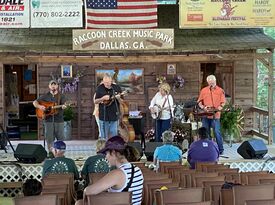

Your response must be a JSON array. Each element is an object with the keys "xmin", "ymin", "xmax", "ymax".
[
  {"xmin": 42, "ymin": 140, "xmax": 79, "ymax": 179},
  {"xmin": 81, "ymin": 139, "xmax": 110, "ymax": 186},
  {"xmin": 76, "ymin": 135, "xmax": 144, "ymax": 205},
  {"xmin": 187, "ymin": 127, "xmax": 220, "ymax": 169},
  {"xmin": 153, "ymin": 130, "xmax": 182, "ymax": 165}
]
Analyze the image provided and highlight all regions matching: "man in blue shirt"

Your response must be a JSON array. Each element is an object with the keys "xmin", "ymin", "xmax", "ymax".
[
  {"xmin": 187, "ymin": 127, "xmax": 220, "ymax": 169},
  {"xmin": 153, "ymin": 130, "xmax": 182, "ymax": 165}
]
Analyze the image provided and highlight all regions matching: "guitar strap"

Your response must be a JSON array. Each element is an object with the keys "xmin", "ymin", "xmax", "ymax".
[{"xmin": 161, "ymin": 96, "xmax": 168, "ymax": 109}]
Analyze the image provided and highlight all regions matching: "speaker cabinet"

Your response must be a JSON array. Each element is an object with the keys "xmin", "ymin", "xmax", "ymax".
[
  {"xmin": 127, "ymin": 142, "xmax": 142, "ymax": 156},
  {"xmin": 14, "ymin": 144, "xmax": 47, "ymax": 163},
  {"xmin": 237, "ymin": 139, "xmax": 268, "ymax": 159},
  {"xmin": 144, "ymin": 142, "xmax": 163, "ymax": 161}
]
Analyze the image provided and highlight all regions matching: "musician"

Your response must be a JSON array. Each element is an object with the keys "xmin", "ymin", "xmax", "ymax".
[
  {"xmin": 197, "ymin": 75, "xmax": 226, "ymax": 154},
  {"xmin": 33, "ymin": 80, "xmax": 67, "ymax": 153},
  {"xmin": 94, "ymin": 73, "xmax": 122, "ymax": 139},
  {"xmin": 149, "ymin": 83, "xmax": 174, "ymax": 142}
]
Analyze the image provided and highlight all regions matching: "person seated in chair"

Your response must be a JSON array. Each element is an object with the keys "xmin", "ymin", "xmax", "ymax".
[
  {"xmin": 75, "ymin": 135, "xmax": 144, "ymax": 205},
  {"xmin": 153, "ymin": 130, "xmax": 182, "ymax": 166},
  {"xmin": 81, "ymin": 139, "xmax": 110, "ymax": 187},
  {"xmin": 42, "ymin": 140, "xmax": 79, "ymax": 179},
  {"xmin": 187, "ymin": 127, "xmax": 219, "ymax": 169}
]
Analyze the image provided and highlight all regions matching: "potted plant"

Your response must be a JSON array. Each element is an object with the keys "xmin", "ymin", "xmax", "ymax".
[
  {"xmin": 220, "ymin": 103, "xmax": 244, "ymax": 144},
  {"xmin": 63, "ymin": 106, "xmax": 74, "ymax": 140}
]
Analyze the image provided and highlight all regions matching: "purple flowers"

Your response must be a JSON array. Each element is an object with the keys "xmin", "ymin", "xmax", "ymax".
[
  {"xmin": 173, "ymin": 75, "xmax": 184, "ymax": 91},
  {"xmin": 60, "ymin": 71, "xmax": 83, "ymax": 93}
]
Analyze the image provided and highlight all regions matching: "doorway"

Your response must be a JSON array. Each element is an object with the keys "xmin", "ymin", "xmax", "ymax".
[
  {"xmin": 200, "ymin": 63, "xmax": 233, "ymax": 100},
  {"xmin": 4, "ymin": 64, "xmax": 38, "ymax": 140}
]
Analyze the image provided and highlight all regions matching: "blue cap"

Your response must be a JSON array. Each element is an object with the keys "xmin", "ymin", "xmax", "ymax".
[{"xmin": 53, "ymin": 140, "xmax": 66, "ymax": 150}]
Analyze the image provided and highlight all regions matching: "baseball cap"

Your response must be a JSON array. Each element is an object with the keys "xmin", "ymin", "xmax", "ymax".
[
  {"xmin": 98, "ymin": 135, "xmax": 126, "ymax": 154},
  {"xmin": 49, "ymin": 79, "xmax": 58, "ymax": 85},
  {"xmin": 53, "ymin": 140, "xmax": 66, "ymax": 150}
]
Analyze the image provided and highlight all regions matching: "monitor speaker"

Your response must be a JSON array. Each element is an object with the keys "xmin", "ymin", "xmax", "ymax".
[
  {"xmin": 127, "ymin": 142, "xmax": 142, "ymax": 156},
  {"xmin": 237, "ymin": 139, "xmax": 267, "ymax": 159},
  {"xmin": 14, "ymin": 144, "xmax": 47, "ymax": 163},
  {"xmin": 144, "ymin": 142, "xmax": 163, "ymax": 161}
]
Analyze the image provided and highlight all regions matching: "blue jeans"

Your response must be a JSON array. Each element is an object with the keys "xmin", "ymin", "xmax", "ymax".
[
  {"xmin": 202, "ymin": 118, "xmax": 224, "ymax": 153},
  {"xmin": 99, "ymin": 120, "xmax": 118, "ymax": 140},
  {"xmin": 155, "ymin": 119, "xmax": 171, "ymax": 142}
]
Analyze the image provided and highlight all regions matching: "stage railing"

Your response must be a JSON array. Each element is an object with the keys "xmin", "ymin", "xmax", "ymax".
[{"xmin": 249, "ymin": 106, "xmax": 269, "ymax": 142}]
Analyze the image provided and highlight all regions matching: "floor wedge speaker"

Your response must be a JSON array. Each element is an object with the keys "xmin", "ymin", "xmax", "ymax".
[
  {"xmin": 144, "ymin": 142, "xmax": 163, "ymax": 161},
  {"xmin": 14, "ymin": 144, "xmax": 47, "ymax": 163},
  {"xmin": 237, "ymin": 139, "xmax": 267, "ymax": 159}
]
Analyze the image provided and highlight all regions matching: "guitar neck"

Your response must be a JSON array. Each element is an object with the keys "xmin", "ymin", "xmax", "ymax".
[{"xmin": 52, "ymin": 105, "xmax": 64, "ymax": 109}]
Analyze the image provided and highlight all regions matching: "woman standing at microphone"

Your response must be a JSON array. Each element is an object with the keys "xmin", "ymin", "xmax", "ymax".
[
  {"xmin": 197, "ymin": 75, "xmax": 226, "ymax": 155},
  {"xmin": 149, "ymin": 83, "xmax": 174, "ymax": 142}
]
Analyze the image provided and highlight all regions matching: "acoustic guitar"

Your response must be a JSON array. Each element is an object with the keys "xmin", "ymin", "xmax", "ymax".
[
  {"xmin": 36, "ymin": 101, "xmax": 73, "ymax": 119},
  {"xmin": 102, "ymin": 90, "xmax": 129, "ymax": 106}
]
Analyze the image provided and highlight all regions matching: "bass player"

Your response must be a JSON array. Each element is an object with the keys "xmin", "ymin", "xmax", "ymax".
[
  {"xmin": 149, "ymin": 83, "xmax": 174, "ymax": 142},
  {"xmin": 33, "ymin": 79, "xmax": 67, "ymax": 155},
  {"xmin": 94, "ymin": 73, "xmax": 122, "ymax": 140}
]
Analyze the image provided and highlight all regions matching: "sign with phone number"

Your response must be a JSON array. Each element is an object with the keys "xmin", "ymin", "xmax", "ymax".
[
  {"xmin": 31, "ymin": 0, "xmax": 83, "ymax": 28},
  {"xmin": 0, "ymin": 0, "xmax": 30, "ymax": 28}
]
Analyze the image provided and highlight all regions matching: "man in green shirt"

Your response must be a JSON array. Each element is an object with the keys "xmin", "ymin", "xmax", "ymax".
[{"xmin": 42, "ymin": 140, "xmax": 79, "ymax": 179}]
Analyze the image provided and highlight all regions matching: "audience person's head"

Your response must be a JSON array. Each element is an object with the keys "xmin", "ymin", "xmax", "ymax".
[
  {"xmin": 22, "ymin": 179, "xmax": 42, "ymax": 196},
  {"xmin": 162, "ymin": 130, "xmax": 174, "ymax": 143},
  {"xmin": 198, "ymin": 127, "xmax": 209, "ymax": 140},
  {"xmin": 98, "ymin": 135, "xmax": 134, "ymax": 166},
  {"xmin": 96, "ymin": 139, "xmax": 106, "ymax": 153},
  {"xmin": 51, "ymin": 140, "xmax": 66, "ymax": 157}
]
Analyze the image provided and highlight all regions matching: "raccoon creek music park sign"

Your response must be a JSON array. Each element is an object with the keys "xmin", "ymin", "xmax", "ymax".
[{"xmin": 72, "ymin": 29, "xmax": 174, "ymax": 51}]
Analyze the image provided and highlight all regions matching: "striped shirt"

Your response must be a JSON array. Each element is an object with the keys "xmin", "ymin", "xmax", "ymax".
[{"xmin": 109, "ymin": 163, "xmax": 144, "ymax": 205}]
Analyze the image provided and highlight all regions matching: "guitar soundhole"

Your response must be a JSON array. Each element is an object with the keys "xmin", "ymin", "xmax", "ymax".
[{"xmin": 45, "ymin": 108, "xmax": 52, "ymax": 114}]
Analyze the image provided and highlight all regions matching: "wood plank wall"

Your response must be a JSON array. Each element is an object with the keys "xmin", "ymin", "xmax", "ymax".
[
  {"xmin": 37, "ymin": 62, "xmax": 202, "ymax": 140},
  {"xmin": 31, "ymin": 58, "xmax": 255, "ymax": 140},
  {"xmin": 234, "ymin": 59, "xmax": 254, "ymax": 132}
]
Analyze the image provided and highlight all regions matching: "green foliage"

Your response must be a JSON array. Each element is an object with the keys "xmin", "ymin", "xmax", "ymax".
[
  {"xmin": 220, "ymin": 103, "xmax": 244, "ymax": 141},
  {"xmin": 256, "ymin": 28, "xmax": 275, "ymax": 109},
  {"xmin": 63, "ymin": 106, "xmax": 74, "ymax": 121}
]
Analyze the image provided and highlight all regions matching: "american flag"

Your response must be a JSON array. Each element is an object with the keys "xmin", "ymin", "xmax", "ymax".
[{"xmin": 85, "ymin": 0, "xmax": 158, "ymax": 29}]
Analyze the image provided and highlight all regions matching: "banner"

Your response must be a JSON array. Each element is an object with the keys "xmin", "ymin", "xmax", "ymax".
[
  {"xmin": 0, "ymin": 0, "xmax": 30, "ymax": 28},
  {"xmin": 73, "ymin": 29, "xmax": 174, "ymax": 51},
  {"xmin": 31, "ymin": 0, "xmax": 83, "ymax": 28},
  {"xmin": 179, "ymin": 0, "xmax": 275, "ymax": 28}
]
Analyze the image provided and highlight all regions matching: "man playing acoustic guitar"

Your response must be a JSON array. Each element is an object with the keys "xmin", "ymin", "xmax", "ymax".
[
  {"xmin": 33, "ymin": 80, "xmax": 67, "ymax": 155},
  {"xmin": 197, "ymin": 75, "xmax": 226, "ymax": 155},
  {"xmin": 94, "ymin": 73, "xmax": 123, "ymax": 140}
]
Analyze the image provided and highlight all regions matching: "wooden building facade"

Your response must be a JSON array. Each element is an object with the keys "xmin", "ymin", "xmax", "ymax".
[{"xmin": 0, "ymin": 6, "xmax": 274, "ymax": 142}]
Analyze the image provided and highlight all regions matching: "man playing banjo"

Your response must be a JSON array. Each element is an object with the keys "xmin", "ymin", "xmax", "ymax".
[{"xmin": 149, "ymin": 83, "xmax": 174, "ymax": 142}]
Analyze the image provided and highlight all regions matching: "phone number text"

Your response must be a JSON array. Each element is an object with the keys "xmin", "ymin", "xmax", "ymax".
[{"xmin": 33, "ymin": 11, "xmax": 80, "ymax": 18}]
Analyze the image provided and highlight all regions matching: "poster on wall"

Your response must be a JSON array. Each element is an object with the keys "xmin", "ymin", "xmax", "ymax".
[
  {"xmin": 31, "ymin": 0, "xmax": 83, "ymax": 28},
  {"xmin": 179, "ymin": 0, "xmax": 275, "ymax": 28},
  {"xmin": 95, "ymin": 69, "xmax": 144, "ymax": 94},
  {"xmin": 0, "ymin": 0, "xmax": 30, "ymax": 28}
]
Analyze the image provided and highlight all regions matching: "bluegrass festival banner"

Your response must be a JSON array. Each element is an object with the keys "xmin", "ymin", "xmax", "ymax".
[{"xmin": 179, "ymin": 0, "xmax": 275, "ymax": 28}]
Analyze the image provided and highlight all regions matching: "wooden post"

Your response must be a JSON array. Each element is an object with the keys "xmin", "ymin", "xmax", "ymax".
[{"xmin": 268, "ymin": 50, "xmax": 274, "ymax": 144}]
